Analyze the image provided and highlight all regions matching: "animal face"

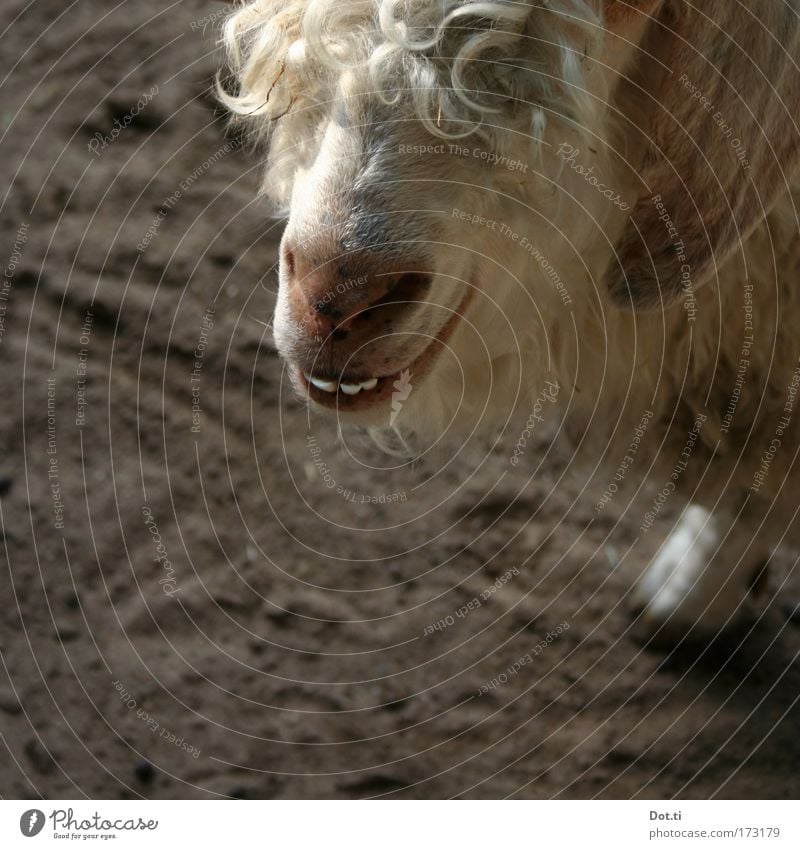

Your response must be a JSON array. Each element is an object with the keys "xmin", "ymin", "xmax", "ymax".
[
  {"xmin": 222, "ymin": 1, "xmax": 617, "ymax": 430},
  {"xmin": 274, "ymin": 97, "xmax": 483, "ymax": 421},
  {"xmin": 221, "ymin": 0, "xmax": 800, "ymax": 435}
]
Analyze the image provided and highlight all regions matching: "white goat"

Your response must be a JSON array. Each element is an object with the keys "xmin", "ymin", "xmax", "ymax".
[{"xmin": 219, "ymin": 0, "xmax": 800, "ymax": 642}]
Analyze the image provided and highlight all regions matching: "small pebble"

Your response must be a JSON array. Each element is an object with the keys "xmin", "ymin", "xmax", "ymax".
[
  {"xmin": 656, "ymin": 650, "xmax": 681, "ymax": 672},
  {"xmin": 229, "ymin": 786, "xmax": 247, "ymax": 799},
  {"xmin": 134, "ymin": 760, "xmax": 155, "ymax": 784},
  {"xmin": 0, "ymin": 688, "xmax": 21, "ymax": 714},
  {"xmin": 0, "ymin": 475, "xmax": 12, "ymax": 496},
  {"xmin": 25, "ymin": 738, "xmax": 56, "ymax": 775},
  {"xmin": 780, "ymin": 599, "xmax": 800, "ymax": 624}
]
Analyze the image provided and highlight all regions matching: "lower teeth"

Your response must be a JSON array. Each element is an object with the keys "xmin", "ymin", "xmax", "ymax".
[{"xmin": 304, "ymin": 373, "xmax": 379, "ymax": 395}]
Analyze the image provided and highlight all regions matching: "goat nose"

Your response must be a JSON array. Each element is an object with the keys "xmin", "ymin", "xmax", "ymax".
[{"xmin": 280, "ymin": 238, "xmax": 430, "ymax": 331}]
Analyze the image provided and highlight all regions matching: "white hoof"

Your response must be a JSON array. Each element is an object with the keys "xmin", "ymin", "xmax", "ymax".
[{"xmin": 632, "ymin": 506, "xmax": 766, "ymax": 642}]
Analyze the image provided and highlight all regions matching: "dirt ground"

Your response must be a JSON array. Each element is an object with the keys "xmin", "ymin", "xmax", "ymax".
[{"xmin": 1, "ymin": 0, "xmax": 800, "ymax": 800}]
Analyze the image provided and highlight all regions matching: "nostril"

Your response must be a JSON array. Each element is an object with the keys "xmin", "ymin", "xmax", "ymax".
[
  {"xmin": 345, "ymin": 272, "xmax": 431, "ymax": 325},
  {"xmin": 315, "ymin": 302, "xmax": 342, "ymax": 318},
  {"xmin": 392, "ymin": 272, "xmax": 431, "ymax": 302},
  {"xmin": 378, "ymin": 271, "xmax": 431, "ymax": 308},
  {"xmin": 295, "ymin": 262, "xmax": 433, "ymax": 329}
]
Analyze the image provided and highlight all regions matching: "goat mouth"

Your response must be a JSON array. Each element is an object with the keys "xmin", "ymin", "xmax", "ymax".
[{"xmin": 294, "ymin": 292, "xmax": 472, "ymax": 414}]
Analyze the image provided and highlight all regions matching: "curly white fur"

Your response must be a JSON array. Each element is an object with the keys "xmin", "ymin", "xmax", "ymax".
[{"xmin": 219, "ymin": 1, "xmax": 608, "ymax": 199}]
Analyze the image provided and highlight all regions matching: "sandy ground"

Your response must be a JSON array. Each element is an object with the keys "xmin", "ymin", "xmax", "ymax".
[{"xmin": 1, "ymin": 0, "xmax": 800, "ymax": 800}]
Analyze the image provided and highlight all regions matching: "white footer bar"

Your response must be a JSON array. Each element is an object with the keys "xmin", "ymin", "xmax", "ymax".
[{"xmin": 1, "ymin": 800, "xmax": 798, "ymax": 848}]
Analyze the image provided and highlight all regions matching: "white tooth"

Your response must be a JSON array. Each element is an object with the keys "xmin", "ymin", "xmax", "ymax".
[
  {"xmin": 359, "ymin": 378, "xmax": 378, "ymax": 390},
  {"xmin": 309, "ymin": 376, "xmax": 338, "ymax": 393},
  {"xmin": 339, "ymin": 383, "xmax": 362, "ymax": 395}
]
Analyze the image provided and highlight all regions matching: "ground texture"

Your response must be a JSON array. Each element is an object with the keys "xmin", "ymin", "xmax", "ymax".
[{"xmin": 1, "ymin": 0, "xmax": 800, "ymax": 800}]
